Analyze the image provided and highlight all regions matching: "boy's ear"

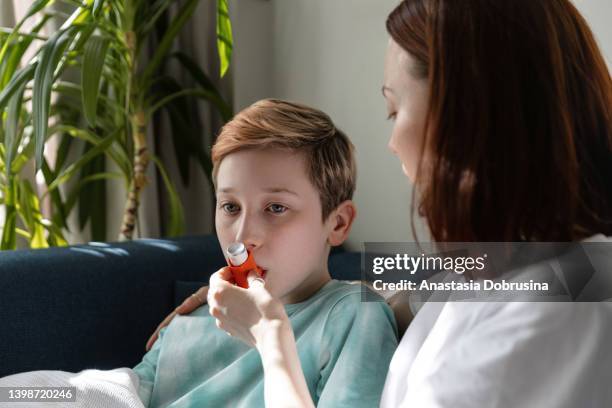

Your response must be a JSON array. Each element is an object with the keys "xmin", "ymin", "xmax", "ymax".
[{"xmin": 327, "ymin": 200, "xmax": 357, "ymax": 247}]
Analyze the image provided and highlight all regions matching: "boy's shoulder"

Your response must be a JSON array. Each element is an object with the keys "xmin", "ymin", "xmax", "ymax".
[
  {"xmin": 311, "ymin": 280, "xmax": 398, "ymax": 342},
  {"xmin": 301, "ymin": 280, "xmax": 378, "ymax": 303},
  {"xmin": 319, "ymin": 280, "xmax": 384, "ymax": 303},
  {"xmin": 299, "ymin": 280, "xmax": 392, "ymax": 320}
]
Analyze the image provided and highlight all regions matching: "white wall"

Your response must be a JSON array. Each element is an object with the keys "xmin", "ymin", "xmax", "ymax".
[
  {"xmin": 230, "ymin": 0, "xmax": 611, "ymax": 250},
  {"xmin": 231, "ymin": 0, "xmax": 428, "ymax": 250},
  {"xmin": 573, "ymin": 0, "xmax": 612, "ymax": 65}
]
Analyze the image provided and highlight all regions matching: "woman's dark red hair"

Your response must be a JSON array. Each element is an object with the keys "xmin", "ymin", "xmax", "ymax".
[{"xmin": 387, "ymin": 0, "xmax": 612, "ymax": 242}]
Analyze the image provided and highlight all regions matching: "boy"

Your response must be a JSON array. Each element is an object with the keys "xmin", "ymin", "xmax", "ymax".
[{"xmin": 134, "ymin": 99, "xmax": 398, "ymax": 407}]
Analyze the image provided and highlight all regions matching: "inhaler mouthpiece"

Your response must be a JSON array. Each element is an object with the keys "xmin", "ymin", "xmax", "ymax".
[
  {"xmin": 226, "ymin": 242, "xmax": 264, "ymax": 288},
  {"xmin": 227, "ymin": 242, "xmax": 248, "ymax": 265}
]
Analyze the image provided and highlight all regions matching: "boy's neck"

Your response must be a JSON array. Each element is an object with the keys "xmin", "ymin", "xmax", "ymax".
[{"xmin": 280, "ymin": 270, "xmax": 332, "ymax": 305}]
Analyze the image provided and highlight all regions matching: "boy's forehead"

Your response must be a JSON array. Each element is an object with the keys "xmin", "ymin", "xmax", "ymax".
[{"xmin": 216, "ymin": 148, "xmax": 313, "ymax": 193}]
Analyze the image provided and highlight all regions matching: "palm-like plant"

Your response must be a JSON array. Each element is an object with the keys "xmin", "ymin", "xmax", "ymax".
[{"xmin": 0, "ymin": 0, "xmax": 233, "ymax": 249}]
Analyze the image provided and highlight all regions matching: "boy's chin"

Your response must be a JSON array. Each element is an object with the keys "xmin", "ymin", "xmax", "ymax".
[
  {"xmin": 276, "ymin": 281, "xmax": 326, "ymax": 305},
  {"xmin": 267, "ymin": 283, "xmax": 298, "ymax": 304}
]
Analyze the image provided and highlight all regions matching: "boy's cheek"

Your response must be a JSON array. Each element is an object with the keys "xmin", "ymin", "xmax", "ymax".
[
  {"xmin": 214, "ymin": 227, "xmax": 233, "ymax": 255},
  {"xmin": 264, "ymin": 268, "xmax": 300, "ymax": 298},
  {"xmin": 215, "ymin": 216, "xmax": 233, "ymax": 239}
]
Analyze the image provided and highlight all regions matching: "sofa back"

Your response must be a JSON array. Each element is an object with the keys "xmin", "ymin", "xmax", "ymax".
[{"xmin": 0, "ymin": 235, "xmax": 360, "ymax": 377}]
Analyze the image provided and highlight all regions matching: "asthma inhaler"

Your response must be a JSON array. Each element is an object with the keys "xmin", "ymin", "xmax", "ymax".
[{"xmin": 226, "ymin": 242, "xmax": 264, "ymax": 288}]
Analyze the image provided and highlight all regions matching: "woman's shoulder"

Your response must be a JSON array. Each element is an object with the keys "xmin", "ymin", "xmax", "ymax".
[
  {"xmin": 443, "ymin": 298, "xmax": 612, "ymax": 328},
  {"xmin": 388, "ymin": 300, "xmax": 612, "ymax": 407}
]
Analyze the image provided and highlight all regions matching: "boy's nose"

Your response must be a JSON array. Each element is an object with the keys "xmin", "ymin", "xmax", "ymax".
[{"xmin": 235, "ymin": 216, "xmax": 262, "ymax": 250}]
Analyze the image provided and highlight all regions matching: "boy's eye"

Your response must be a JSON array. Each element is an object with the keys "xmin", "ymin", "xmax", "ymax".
[
  {"xmin": 221, "ymin": 203, "xmax": 240, "ymax": 214},
  {"xmin": 267, "ymin": 203, "xmax": 287, "ymax": 214},
  {"xmin": 386, "ymin": 112, "xmax": 397, "ymax": 121}
]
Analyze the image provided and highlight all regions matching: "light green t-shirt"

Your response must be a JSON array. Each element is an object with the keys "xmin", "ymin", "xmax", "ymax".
[{"xmin": 134, "ymin": 280, "xmax": 398, "ymax": 407}]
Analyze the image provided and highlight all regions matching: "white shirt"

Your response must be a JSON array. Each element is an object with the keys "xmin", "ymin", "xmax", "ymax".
[{"xmin": 381, "ymin": 235, "xmax": 612, "ymax": 408}]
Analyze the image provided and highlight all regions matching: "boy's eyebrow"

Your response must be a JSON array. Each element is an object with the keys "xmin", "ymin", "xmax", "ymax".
[
  {"xmin": 217, "ymin": 187, "xmax": 299, "ymax": 196},
  {"xmin": 263, "ymin": 187, "xmax": 299, "ymax": 196}
]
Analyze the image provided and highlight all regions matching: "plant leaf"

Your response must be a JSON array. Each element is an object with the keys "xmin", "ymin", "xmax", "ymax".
[
  {"xmin": 1, "ymin": 210, "xmax": 17, "ymax": 250},
  {"xmin": 170, "ymin": 51, "xmax": 232, "ymax": 119},
  {"xmin": 64, "ymin": 172, "xmax": 122, "ymax": 215},
  {"xmin": 93, "ymin": 0, "xmax": 105, "ymax": 17},
  {"xmin": 41, "ymin": 158, "xmax": 69, "ymax": 230},
  {"xmin": 153, "ymin": 76, "xmax": 193, "ymax": 184},
  {"xmin": 24, "ymin": 0, "xmax": 54, "ymax": 19},
  {"xmin": 165, "ymin": 99, "xmax": 214, "ymax": 188},
  {"xmin": 1, "ymin": 178, "xmax": 18, "ymax": 250},
  {"xmin": 0, "ymin": 13, "xmax": 52, "ymax": 89},
  {"xmin": 171, "ymin": 51, "xmax": 217, "ymax": 94},
  {"xmin": 0, "ymin": 63, "xmax": 37, "ymax": 112},
  {"xmin": 140, "ymin": 0, "xmax": 199, "ymax": 88},
  {"xmin": 136, "ymin": 0, "xmax": 174, "ymax": 38},
  {"xmin": 32, "ymin": 27, "xmax": 77, "ymax": 170},
  {"xmin": 54, "ymin": 125, "xmax": 75, "ymax": 172},
  {"xmin": 216, "ymin": 0, "xmax": 233, "ymax": 77},
  {"xmin": 148, "ymin": 85, "xmax": 232, "ymax": 122},
  {"xmin": 48, "ymin": 124, "xmax": 131, "ymax": 178},
  {"xmin": 164, "ymin": 96, "xmax": 193, "ymax": 185},
  {"xmin": 0, "ymin": 0, "xmax": 53, "ymax": 65},
  {"xmin": 5, "ymin": 81, "xmax": 26, "ymax": 179},
  {"xmin": 19, "ymin": 180, "xmax": 49, "ymax": 249},
  {"xmin": 151, "ymin": 155, "xmax": 184, "ymax": 237},
  {"xmin": 89, "ymin": 155, "xmax": 107, "ymax": 241},
  {"xmin": 46, "ymin": 132, "xmax": 115, "ymax": 193},
  {"xmin": 40, "ymin": 219, "xmax": 68, "ymax": 247},
  {"xmin": 78, "ymin": 144, "xmax": 106, "ymax": 241},
  {"xmin": 82, "ymin": 35, "xmax": 111, "ymax": 126}
]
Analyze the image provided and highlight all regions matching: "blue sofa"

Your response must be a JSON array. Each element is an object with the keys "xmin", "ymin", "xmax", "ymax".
[{"xmin": 0, "ymin": 235, "xmax": 360, "ymax": 378}]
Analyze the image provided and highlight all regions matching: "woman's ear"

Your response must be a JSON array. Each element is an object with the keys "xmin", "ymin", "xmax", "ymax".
[{"xmin": 327, "ymin": 200, "xmax": 357, "ymax": 247}]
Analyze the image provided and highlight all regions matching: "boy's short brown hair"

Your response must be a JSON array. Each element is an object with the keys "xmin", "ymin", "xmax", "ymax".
[{"xmin": 212, "ymin": 99, "xmax": 356, "ymax": 220}]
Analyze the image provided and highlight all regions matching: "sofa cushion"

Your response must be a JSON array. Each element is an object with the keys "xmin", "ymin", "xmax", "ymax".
[{"xmin": 0, "ymin": 235, "xmax": 226, "ymax": 378}]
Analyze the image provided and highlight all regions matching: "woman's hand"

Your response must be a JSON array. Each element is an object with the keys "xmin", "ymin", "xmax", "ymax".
[
  {"xmin": 145, "ymin": 285, "xmax": 209, "ymax": 351},
  {"xmin": 207, "ymin": 267, "xmax": 289, "ymax": 349}
]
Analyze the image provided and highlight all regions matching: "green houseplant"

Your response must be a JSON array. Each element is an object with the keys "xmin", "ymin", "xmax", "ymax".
[{"xmin": 0, "ymin": 0, "xmax": 233, "ymax": 249}]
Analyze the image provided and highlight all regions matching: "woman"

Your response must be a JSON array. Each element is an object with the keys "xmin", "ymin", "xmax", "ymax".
[{"xmin": 148, "ymin": 0, "xmax": 612, "ymax": 406}]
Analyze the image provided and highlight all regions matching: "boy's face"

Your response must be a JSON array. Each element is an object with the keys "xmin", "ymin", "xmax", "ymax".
[{"xmin": 215, "ymin": 148, "xmax": 333, "ymax": 304}]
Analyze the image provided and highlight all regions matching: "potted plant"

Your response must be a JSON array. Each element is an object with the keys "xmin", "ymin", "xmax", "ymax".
[{"xmin": 0, "ymin": 0, "xmax": 233, "ymax": 249}]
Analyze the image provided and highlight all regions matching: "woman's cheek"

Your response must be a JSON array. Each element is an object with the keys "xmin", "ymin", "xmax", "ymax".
[{"xmin": 396, "ymin": 118, "xmax": 427, "ymax": 181}]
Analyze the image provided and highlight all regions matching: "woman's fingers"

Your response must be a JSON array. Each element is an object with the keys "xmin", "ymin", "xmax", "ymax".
[
  {"xmin": 175, "ymin": 286, "xmax": 209, "ymax": 314},
  {"xmin": 145, "ymin": 328, "xmax": 160, "ymax": 352},
  {"xmin": 145, "ymin": 267, "xmax": 234, "ymax": 352},
  {"xmin": 145, "ymin": 309, "xmax": 177, "ymax": 351},
  {"xmin": 146, "ymin": 284, "xmax": 212, "ymax": 351}
]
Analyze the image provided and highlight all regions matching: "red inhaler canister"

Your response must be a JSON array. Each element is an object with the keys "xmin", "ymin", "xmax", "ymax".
[{"xmin": 226, "ymin": 242, "xmax": 264, "ymax": 288}]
